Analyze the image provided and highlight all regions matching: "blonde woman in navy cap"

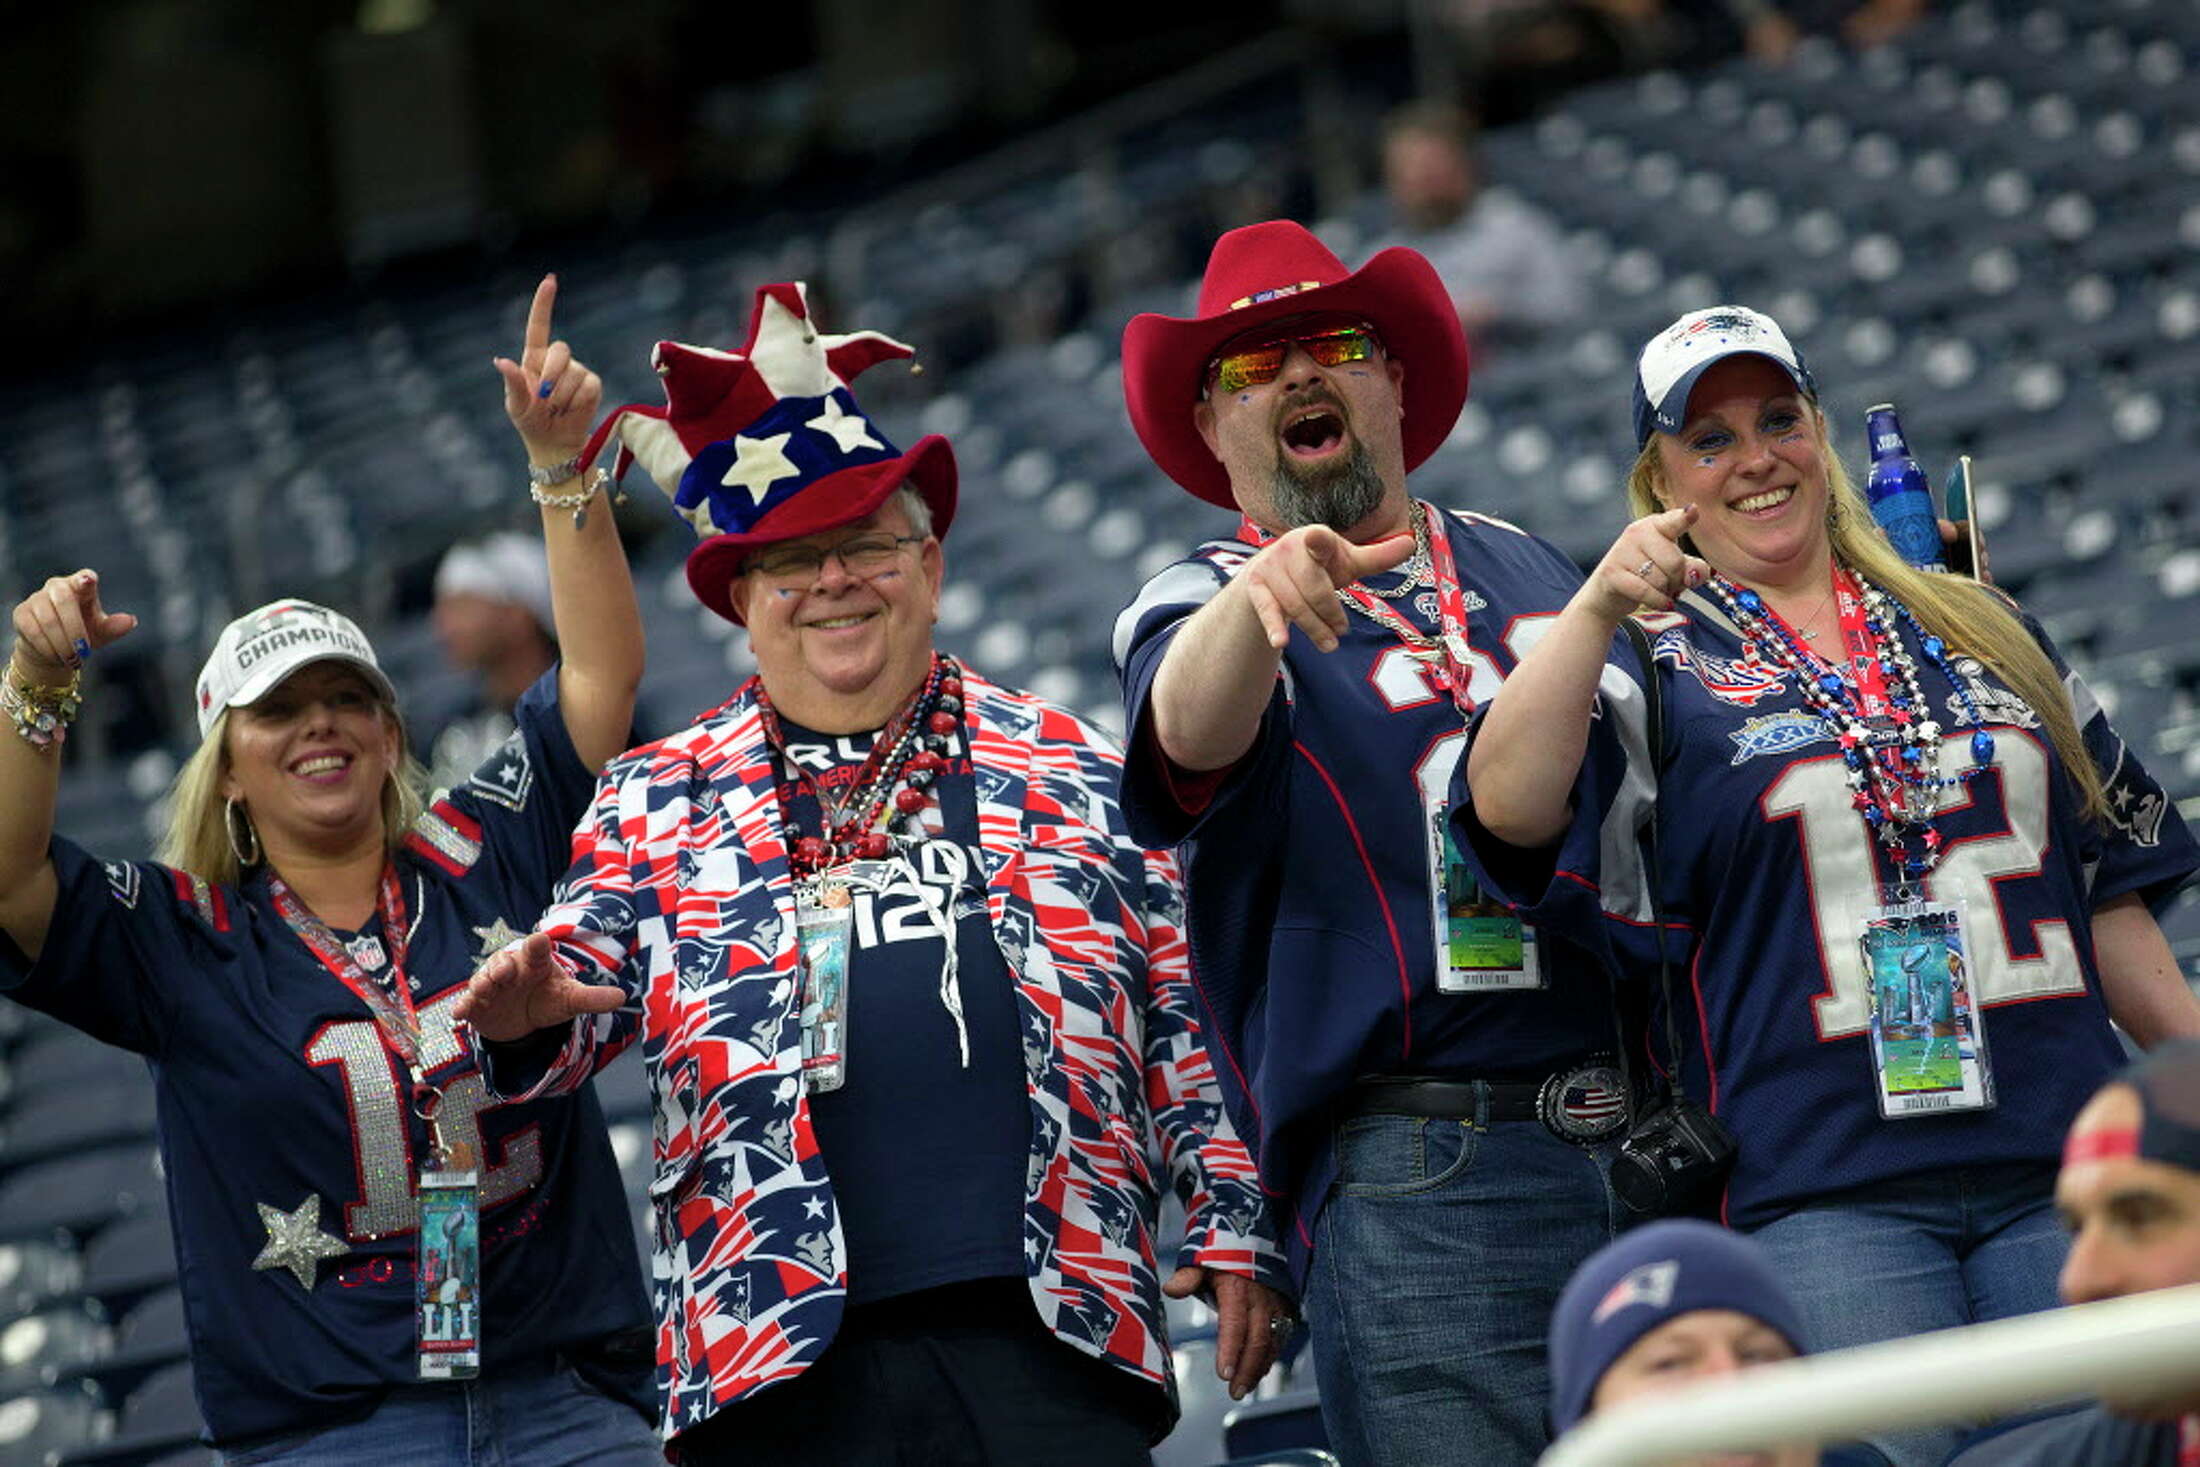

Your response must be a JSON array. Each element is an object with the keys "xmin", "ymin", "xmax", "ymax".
[
  {"xmin": 0, "ymin": 276, "xmax": 659, "ymax": 1463},
  {"xmin": 1463, "ymin": 305, "xmax": 2200, "ymax": 1467}
]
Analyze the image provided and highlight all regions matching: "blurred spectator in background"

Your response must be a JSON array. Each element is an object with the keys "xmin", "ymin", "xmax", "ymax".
[
  {"xmin": 1437, "ymin": 0, "xmax": 1675, "ymax": 126},
  {"xmin": 1548, "ymin": 1219, "xmax": 1826, "ymax": 1467},
  {"xmin": 1377, "ymin": 102, "xmax": 1587, "ymax": 353},
  {"xmin": 428, "ymin": 530, "xmax": 560, "ymax": 792},
  {"xmin": 1945, "ymin": 1041, "xmax": 2200, "ymax": 1465}
]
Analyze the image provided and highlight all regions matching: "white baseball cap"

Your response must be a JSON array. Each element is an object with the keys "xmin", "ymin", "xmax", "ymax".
[
  {"xmin": 1632, "ymin": 305, "xmax": 1815, "ymax": 447},
  {"xmin": 194, "ymin": 599, "xmax": 397, "ymax": 739},
  {"xmin": 434, "ymin": 531, "xmax": 556, "ymax": 636}
]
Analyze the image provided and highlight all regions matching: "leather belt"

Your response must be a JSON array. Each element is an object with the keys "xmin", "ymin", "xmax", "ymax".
[{"xmin": 1342, "ymin": 1059, "xmax": 1632, "ymax": 1144}]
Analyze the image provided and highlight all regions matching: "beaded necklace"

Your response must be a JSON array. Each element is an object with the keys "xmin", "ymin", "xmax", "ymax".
[
  {"xmin": 758, "ymin": 653, "xmax": 963, "ymax": 878},
  {"xmin": 1710, "ymin": 563, "xmax": 1994, "ymax": 881}
]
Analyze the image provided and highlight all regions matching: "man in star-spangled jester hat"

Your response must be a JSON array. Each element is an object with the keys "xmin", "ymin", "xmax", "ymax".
[{"xmin": 462, "ymin": 281, "xmax": 1296, "ymax": 1464}]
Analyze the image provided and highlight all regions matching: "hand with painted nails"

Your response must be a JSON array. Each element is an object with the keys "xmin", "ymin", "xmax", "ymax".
[
  {"xmin": 494, "ymin": 274, "xmax": 605, "ymax": 476},
  {"xmin": 10, "ymin": 570, "xmax": 139, "ymax": 685},
  {"xmin": 1579, "ymin": 504, "xmax": 1713, "ymax": 625},
  {"xmin": 1238, "ymin": 524, "xmax": 1418, "ymax": 654}
]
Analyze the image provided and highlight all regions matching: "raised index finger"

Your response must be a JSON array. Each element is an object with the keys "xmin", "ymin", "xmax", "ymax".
[{"xmin": 521, "ymin": 274, "xmax": 558, "ymax": 376}]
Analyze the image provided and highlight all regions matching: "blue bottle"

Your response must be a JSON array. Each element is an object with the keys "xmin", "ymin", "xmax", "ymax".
[{"xmin": 1863, "ymin": 403, "xmax": 1947, "ymax": 571}]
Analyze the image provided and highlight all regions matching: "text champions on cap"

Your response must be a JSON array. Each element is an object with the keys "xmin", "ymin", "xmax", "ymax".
[{"xmin": 234, "ymin": 622, "xmax": 372, "ymax": 672}]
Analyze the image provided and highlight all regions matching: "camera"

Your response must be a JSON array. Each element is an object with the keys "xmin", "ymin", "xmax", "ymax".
[{"xmin": 1610, "ymin": 1093, "xmax": 1739, "ymax": 1216}]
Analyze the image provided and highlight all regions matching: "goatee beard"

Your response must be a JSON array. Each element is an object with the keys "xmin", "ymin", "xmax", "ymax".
[{"xmin": 1271, "ymin": 439, "xmax": 1385, "ymax": 533}]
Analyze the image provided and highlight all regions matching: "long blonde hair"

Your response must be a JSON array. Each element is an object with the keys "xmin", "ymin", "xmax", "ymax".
[
  {"xmin": 1627, "ymin": 407, "xmax": 2107, "ymax": 822},
  {"xmin": 158, "ymin": 704, "xmax": 428, "ymax": 886}
]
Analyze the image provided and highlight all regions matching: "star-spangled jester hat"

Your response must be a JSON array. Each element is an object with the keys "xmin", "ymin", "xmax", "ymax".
[{"xmin": 580, "ymin": 281, "xmax": 956, "ymax": 625}]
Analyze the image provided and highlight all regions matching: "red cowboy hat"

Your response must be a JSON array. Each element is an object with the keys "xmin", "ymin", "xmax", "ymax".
[
  {"xmin": 1121, "ymin": 220, "xmax": 1471, "ymax": 509},
  {"xmin": 582, "ymin": 282, "xmax": 957, "ymax": 625}
]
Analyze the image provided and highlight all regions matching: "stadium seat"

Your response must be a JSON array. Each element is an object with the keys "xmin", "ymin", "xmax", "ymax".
[
  {"xmin": 1155, "ymin": 1331, "xmax": 1231, "ymax": 1467},
  {"xmin": 1222, "ymin": 1385, "xmax": 1328, "ymax": 1458},
  {"xmin": 62, "ymin": 1360, "xmax": 202, "ymax": 1464},
  {"xmin": 0, "ymin": 1079, "xmax": 158, "ymax": 1175},
  {"xmin": 0, "ymin": 1238, "xmax": 85, "ymax": 1320},
  {"xmin": 0, "ymin": 1150, "xmax": 164, "ymax": 1247},
  {"xmin": 78, "ymin": 1211, "xmax": 180, "ymax": 1311},
  {"xmin": 0, "ymin": 1309, "xmax": 110, "ymax": 1395},
  {"xmin": 0, "ymin": 1388, "xmax": 106, "ymax": 1464}
]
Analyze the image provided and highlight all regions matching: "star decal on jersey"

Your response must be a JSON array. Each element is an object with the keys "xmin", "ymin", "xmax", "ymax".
[
  {"xmin": 252, "ymin": 1194, "xmax": 348, "ymax": 1291},
  {"xmin": 804, "ymin": 395, "xmax": 881, "ymax": 455},
  {"xmin": 720, "ymin": 432, "xmax": 798, "ymax": 505},
  {"xmin": 472, "ymin": 917, "xmax": 527, "ymax": 961}
]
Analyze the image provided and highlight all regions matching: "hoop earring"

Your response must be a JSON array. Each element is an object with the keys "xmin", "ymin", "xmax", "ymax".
[{"xmin": 224, "ymin": 798, "xmax": 262, "ymax": 867}]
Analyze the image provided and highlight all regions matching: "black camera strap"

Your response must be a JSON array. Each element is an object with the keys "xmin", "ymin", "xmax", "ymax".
[{"xmin": 1619, "ymin": 617, "xmax": 1688, "ymax": 1098}]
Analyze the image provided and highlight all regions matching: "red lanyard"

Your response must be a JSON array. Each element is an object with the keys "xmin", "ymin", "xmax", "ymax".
[
  {"xmin": 1827, "ymin": 563, "xmax": 1895, "ymax": 718},
  {"xmin": 1237, "ymin": 501, "xmax": 1483, "ymax": 718},
  {"xmin": 271, "ymin": 864, "xmax": 423, "ymax": 1069}
]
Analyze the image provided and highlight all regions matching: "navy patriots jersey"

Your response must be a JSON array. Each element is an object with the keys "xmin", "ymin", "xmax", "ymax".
[
  {"xmin": 0, "ymin": 672, "xmax": 652, "ymax": 1445},
  {"xmin": 1114, "ymin": 507, "xmax": 1618, "ymax": 1277},
  {"xmin": 1457, "ymin": 591, "xmax": 2198, "ymax": 1230}
]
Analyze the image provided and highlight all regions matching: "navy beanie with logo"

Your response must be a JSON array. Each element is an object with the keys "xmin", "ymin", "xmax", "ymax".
[{"xmin": 1548, "ymin": 1219, "xmax": 1810, "ymax": 1435}]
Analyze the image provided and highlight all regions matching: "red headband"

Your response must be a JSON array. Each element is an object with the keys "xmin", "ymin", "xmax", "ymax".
[{"xmin": 2064, "ymin": 1126, "xmax": 2141, "ymax": 1168}]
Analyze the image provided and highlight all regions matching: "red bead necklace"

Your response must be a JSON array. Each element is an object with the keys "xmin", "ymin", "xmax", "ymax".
[{"xmin": 759, "ymin": 654, "xmax": 964, "ymax": 878}]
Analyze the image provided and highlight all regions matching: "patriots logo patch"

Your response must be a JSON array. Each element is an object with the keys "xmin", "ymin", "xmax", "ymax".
[
  {"xmin": 1657, "ymin": 631, "xmax": 1787, "ymax": 708},
  {"xmin": 464, "ymin": 733, "xmax": 534, "ymax": 812},
  {"xmin": 1728, "ymin": 711, "xmax": 1834, "ymax": 765},
  {"xmin": 103, "ymin": 860, "xmax": 141, "ymax": 909},
  {"xmin": 1943, "ymin": 658, "xmax": 2038, "ymax": 730},
  {"xmin": 1595, "ymin": 1259, "xmax": 1679, "ymax": 1324}
]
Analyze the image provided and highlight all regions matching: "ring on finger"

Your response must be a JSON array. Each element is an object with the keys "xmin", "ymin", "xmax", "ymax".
[{"xmin": 1634, "ymin": 558, "xmax": 1658, "ymax": 581}]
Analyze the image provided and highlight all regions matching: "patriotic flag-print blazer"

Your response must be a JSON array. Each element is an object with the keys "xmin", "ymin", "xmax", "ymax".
[{"xmin": 483, "ymin": 668, "xmax": 1286, "ymax": 1440}]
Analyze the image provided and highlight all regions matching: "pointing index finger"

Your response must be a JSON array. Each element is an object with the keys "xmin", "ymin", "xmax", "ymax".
[
  {"xmin": 521, "ymin": 274, "xmax": 557, "ymax": 376},
  {"xmin": 1653, "ymin": 503, "xmax": 1699, "ymax": 540}
]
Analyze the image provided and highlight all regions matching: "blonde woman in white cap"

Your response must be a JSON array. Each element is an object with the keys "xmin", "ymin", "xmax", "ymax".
[
  {"xmin": 0, "ymin": 276, "xmax": 661, "ymax": 1464},
  {"xmin": 1460, "ymin": 304, "xmax": 2200, "ymax": 1467}
]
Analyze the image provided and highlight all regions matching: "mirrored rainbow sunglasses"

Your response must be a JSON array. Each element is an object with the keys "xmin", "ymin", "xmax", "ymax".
[{"xmin": 1203, "ymin": 320, "xmax": 1385, "ymax": 396}]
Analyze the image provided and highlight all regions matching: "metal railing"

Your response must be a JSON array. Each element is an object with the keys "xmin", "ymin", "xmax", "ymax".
[{"xmin": 1540, "ymin": 1282, "xmax": 2200, "ymax": 1467}]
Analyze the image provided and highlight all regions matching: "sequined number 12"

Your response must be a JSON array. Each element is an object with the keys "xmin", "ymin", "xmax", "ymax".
[{"xmin": 306, "ymin": 987, "xmax": 544, "ymax": 1240}]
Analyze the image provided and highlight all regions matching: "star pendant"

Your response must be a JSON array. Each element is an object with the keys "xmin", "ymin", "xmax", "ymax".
[{"xmin": 252, "ymin": 1194, "xmax": 349, "ymax": 1291}]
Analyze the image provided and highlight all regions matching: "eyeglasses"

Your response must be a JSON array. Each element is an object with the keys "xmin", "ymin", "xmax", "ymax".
[
  {"xmin": 745, "ymin": 533, "xmax": 925, "ymax": 583},
  {"xmin": 1204, "ymin": 323, "xmax": 1383, "ymax": 396}
]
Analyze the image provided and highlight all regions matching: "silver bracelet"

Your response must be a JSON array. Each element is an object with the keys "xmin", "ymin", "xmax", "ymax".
[
  {"xmin": 527, "ymin": 454, "xmax": 586, "ymax": 487},
  {"xmin": 531, "ymin": 467, "xmax": 609, "ymax": 529}
]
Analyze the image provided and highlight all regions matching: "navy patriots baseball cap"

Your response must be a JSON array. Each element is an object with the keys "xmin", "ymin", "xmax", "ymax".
[
  {"xmin": 1633, "ymin": 305, "xmax": 1816, "ymax": 449},
  {"xmin": 1548, "ymin": 1219, "xmax": 1810, "ymax": 1434}
]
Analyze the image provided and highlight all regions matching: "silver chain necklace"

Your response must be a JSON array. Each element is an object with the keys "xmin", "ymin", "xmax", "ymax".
[{"xmin": 1339, "ymin": 501, "xmax": 1434, "ymax": 605}]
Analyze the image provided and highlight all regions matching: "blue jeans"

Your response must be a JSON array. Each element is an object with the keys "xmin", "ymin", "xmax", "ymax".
[
  {"xmin": 1303, "ymin": 1108, "xmax": 1626, "ymax": 1467},
  {"xmin": 218, "ymin": 1360, "xmax": 660, "ymax": 1466},
  {"xmin": 1748, "ymin": 1162, "xmax": 2068, "ymax": 1467}
]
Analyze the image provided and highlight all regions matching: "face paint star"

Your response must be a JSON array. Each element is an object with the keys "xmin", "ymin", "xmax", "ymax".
[
  {"xmin": 252, "ymin": 1195, "xmax": 348, "ymax": 1291},
  {"xmin": 720, "ymin": 432, "xmax": 798, "ymax": 505},
  {"xmin": 472, "ymin": 917, "xmax": 526, "ymax": 961},
  {"xmin": 805, "ymin": 395, "xmax": 881, "ymax": 456}
]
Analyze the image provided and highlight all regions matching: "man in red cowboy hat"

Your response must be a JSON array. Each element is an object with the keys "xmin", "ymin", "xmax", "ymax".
[
  {"xmin": 455, "ymin": 282, "xmax": 1292, "ymax": 1465},
  {"xmin": 1113, "ymin": 219, "xmax": 1631, "ymax": 1467}
]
